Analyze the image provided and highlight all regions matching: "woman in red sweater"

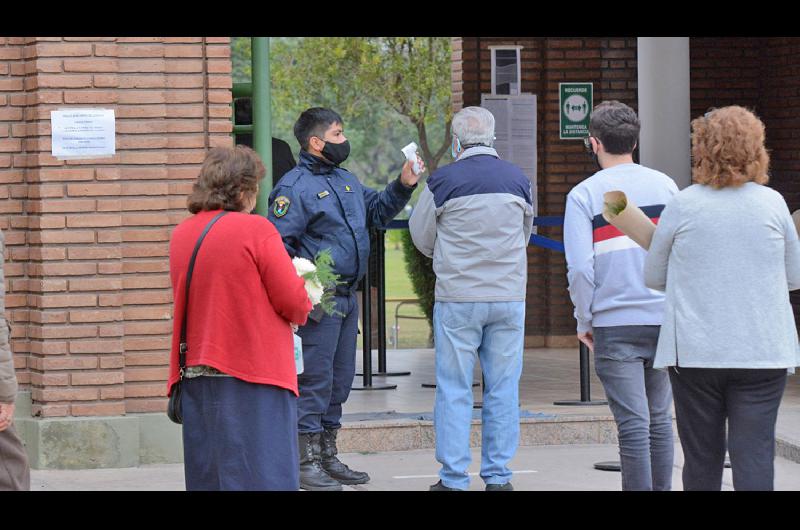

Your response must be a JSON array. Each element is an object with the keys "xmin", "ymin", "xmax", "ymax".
[{"xmin": 167, "ymin": 146, "xmax": 312, "ymax": 491}]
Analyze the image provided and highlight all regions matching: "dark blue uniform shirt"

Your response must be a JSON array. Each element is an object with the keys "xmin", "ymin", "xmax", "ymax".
[{"xmin": 268, "ymin": 151, "xmax": 415, "ymax": 290}]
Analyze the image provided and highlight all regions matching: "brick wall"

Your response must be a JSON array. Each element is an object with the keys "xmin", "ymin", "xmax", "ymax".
[
  {"xmin": 690, "ymin": 37, "xmax": 800, "ymax": 323},
  {"xmin": 455, "ymin": 37, "xmax": 638, "ymax": 345},
  {"xmin": 0, "ymin": 38, "xmax": 28, "ymax": 392},
  {"xmin": 0, "ymin": 37, "xmax": 232, "ymax": 418},
  {"xmin": 760, "ymin": 40, "xmax": 800, "ymax": 323}
]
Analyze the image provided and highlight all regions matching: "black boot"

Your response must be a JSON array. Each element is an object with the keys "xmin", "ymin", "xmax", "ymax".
[
  {"xmin": 298, "ymin": 432, "xmax": 342, "ymax": 491},
  {"xmin": 320, "ymin": 428, "xmax": 370, "ymax": 485}
]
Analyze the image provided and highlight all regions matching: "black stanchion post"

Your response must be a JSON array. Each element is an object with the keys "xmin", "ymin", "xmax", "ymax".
[
  {"xmin": 580, "ymin": 342, "xmax": 591, "ymax": 401},
  {"xmin": 377, "ymin": 229, "xmax": 386, "ymax": 373},
  {"xmin": 473, "ymin": 373, "xmax": 484, "ymax": 409},
  {"xmin": 352, "ymin": 231, "xmax": 395, "ymax": 391},
  {"xmin": 375, "ymin": 229, "xmax": 410, "ymax": 377},
  {"xmin": 362, "ymin": 284, "xmax": 372, "ymax": 387},
  {"xmin": 553, "ymin": 342, "xmax": 607, "ymax": 406}
]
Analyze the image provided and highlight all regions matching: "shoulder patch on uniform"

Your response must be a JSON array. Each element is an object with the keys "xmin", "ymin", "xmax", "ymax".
[{"xmin": 273, "ymin": 196, "xmax": 291, "ymax": 217}]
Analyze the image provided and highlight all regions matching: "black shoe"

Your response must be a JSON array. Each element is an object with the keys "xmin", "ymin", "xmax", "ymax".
[
  {"xmin": 429, "ymin": 480, "xmax": 459, "ymax": 491},
  {"xmin": 320, "ymin": 428, "xmax": 370, "ymax": 485},
  {"xmin": 485, "ymin": 482, "xmax": 514, "ymax": 491},
  {"xmin": 298, "ymin": 432, "xmax": 343, "ymax": 491}
]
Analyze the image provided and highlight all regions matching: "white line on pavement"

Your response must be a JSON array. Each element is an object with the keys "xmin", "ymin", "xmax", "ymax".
[{"xmin": 393, "ymin": 470, "xmax": 538, "ymax": 480}]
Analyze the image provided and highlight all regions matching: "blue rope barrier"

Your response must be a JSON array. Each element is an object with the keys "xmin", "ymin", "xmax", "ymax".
[
  {"xmin": 529, "ymin": 234, "xmax": 565, "ymax": 253},
  {"xmin": 384, "ymin": 217, "xmax": 565, "ymax": 253},
  {"xmin": 531, "ymin": 216, "xmax": 564, "ymax": 227},
  {"xmin": 386, "ymin": 219, "xmax": 409, "ymax": 230}
]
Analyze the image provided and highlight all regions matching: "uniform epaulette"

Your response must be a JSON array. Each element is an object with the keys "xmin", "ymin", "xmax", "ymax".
[
  {"xmin": 336, "ymin": 166, "xmax": 355, "ymax": 178},
  {"xmin": 277, "ymin": 168, "xmax": 304, "ymax": 188}
]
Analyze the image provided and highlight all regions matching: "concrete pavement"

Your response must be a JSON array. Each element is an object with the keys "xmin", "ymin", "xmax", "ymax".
[{"xmin": 29, "ymin": 442, "xmax": 800, "ymax": 491}]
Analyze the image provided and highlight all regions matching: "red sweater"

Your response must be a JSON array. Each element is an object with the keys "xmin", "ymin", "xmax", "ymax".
[{"xmin": 167, "ymin": 210, "xmax": 311, "ymax": 396}]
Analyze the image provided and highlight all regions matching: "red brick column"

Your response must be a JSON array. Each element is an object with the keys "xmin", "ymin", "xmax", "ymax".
[
  {"xmin": 1, "ymin": 37, "xmax": 232, "ymax": 420},
  {"xmin": 0, "ymin": 37, "xmax": 29, "ymax": 392}
]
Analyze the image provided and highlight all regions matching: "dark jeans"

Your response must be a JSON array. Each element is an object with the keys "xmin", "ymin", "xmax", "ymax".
[
  {"xmin": 182, "ymin": 376, "xmax": 299, "ymax": 491},
  {"xmin": 593, "ymin": 325, "xmax": 674, "ymax": 491},
  {"xmin": 669, "ymin": 366, "xmax": 787, "ymax": 491},
  {"xmin": 296, "ymin": 293, "xmax": 359, "ymax": 433}
]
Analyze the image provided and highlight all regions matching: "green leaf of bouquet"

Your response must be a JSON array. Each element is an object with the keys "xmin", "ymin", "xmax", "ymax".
[{"xmin": 606, "ymin": 198, "xmax": 628, "ymax": 217}]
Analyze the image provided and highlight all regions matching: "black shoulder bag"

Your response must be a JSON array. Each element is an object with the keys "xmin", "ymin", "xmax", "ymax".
[{"xmin": 167, "ymin": 211, "xmax": 228, "ymax": 424}]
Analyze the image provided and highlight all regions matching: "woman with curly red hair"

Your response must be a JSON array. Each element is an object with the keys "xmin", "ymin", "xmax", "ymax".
[{"xmin": 644, "ymin": 106, "xmax": 800, "ymax": 490}]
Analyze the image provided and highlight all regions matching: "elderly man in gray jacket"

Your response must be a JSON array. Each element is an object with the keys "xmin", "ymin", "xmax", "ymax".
[
  {"xmin": 0, "ymin": 230, "xmax": 30, "ymax": 490},
  {"xmin": 409, "ymin": 106, "xmax": 534, "ymax": 491}
]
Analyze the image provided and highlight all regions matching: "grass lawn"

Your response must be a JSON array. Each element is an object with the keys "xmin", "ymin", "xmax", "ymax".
[{"xmin": 355, "ymin": 239, "xmax": 432, "ymax": 350}]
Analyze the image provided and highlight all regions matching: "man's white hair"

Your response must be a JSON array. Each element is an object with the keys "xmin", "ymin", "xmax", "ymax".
[{"xmin": 451, "ymin": 106, "xmax": 495, "ymax": 147}]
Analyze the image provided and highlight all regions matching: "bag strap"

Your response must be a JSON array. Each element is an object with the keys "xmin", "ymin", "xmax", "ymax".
[{"xmin": 178, "ymin": 211, "xmax": 228, "ymax": 379}]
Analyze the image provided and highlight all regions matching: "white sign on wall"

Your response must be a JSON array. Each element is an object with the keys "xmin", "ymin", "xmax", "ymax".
[
  {"xmin": 51, "ymin": 108, "xmax": 116, "ymax": 159},
  {"xmin": 481, "ymin": 93, "xmax": 537, "ymax": 186},
  {"xmin": 481, "ymin": 93, "xmax": 538, "ymax": 226}
]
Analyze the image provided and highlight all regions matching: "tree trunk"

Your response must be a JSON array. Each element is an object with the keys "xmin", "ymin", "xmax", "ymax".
[{"xmin": 415, "ymin": 120, "xmax": 451, "ymax": 173}]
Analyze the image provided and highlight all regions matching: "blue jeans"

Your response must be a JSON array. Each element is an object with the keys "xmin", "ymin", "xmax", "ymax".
[
  {"xmin": 593, "ymin": 325, "xmax": 674, "ymax": 491},
  {"xmin": 296, "ymin": 293, "xmax": 359, "ymax": 433},
  {"xmin": 433, "ymin": 301, "xmax": 524, "ymax": 490}
]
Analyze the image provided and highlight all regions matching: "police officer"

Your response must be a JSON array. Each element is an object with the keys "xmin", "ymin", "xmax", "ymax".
[{"xmin": 268, "ymin": 107, "xmax": 424, "ymax": 491}]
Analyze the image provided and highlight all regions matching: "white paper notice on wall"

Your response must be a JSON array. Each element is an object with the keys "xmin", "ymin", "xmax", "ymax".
[{"xmin": 51, "ymin": 108, "xmax": 116, "ymax": 160}]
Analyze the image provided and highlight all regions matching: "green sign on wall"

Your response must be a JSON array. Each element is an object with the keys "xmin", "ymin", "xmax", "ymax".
[{"xmin": 559, "ymin": 82, "xmax": 593, "ymax": 139}]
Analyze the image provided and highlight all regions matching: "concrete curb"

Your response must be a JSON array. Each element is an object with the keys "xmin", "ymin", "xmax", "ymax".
[
  {"xmin": 776, "ymin": 435, "xmax": 800, "ymax": 464},
  {"xmin": 338, "ymin": 414, "xmax": 619, "ymax": 453},
  {"xmin": 340, "ymin": 415, "xmax": 800, "ymax": 465}
]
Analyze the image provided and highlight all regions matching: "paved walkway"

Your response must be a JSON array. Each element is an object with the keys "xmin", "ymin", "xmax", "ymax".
[
  {"xmin": 26, "ymin": 347, "xmax": 800, "ymax": 490},
  {"xmin": 30, "ymin": 443, "xmax": 800, "ymax": 491}
]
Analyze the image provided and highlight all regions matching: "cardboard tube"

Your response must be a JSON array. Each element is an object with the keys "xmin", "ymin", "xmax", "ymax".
[{"xmin": 602, "ymin": 191, "xmax": 657, "ymax": 250}]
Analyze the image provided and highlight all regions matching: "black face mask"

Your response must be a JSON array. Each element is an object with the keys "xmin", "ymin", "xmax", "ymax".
[
  {"xmin": 584, "ymin": 137, "xmax": 603, "ymax": 171},
  {"xmin": 321, "ymin": 139, "xmax": 351, "ymax": 166},
  {"xmin": 589, "ymin": 150, "xmax": 603, "ymax": 171}
]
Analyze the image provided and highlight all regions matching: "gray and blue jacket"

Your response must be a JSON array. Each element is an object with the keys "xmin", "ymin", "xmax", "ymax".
[
  {"xmin": 409, "ymin": 146, "xmax": 535, "ymax": 302},
  {"xmin": 268, "ymin": 151, "xmax": 415, "ymax": 291}
]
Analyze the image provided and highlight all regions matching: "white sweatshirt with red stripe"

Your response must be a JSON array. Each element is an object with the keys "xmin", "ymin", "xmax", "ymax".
[{"xmin": 564, "ymin": 163, "xmax": 679, "ymax": 334}]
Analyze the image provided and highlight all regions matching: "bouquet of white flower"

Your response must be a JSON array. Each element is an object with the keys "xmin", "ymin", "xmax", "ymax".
[
  {"xmin": 292, "ymin": 257, "xmax": 325, "ymax": 306},
  {"xmin": 290, "ymin": 250, "xmax": 340, "ymax": 375},
  {"xmin": 292, "ymin": 249, "xmax": 340, "ymax": 316}
]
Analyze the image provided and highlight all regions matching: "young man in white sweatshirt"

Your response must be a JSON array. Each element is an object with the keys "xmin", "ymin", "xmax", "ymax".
[{"xmin": 564, "ymin": 101, "xmax": 679, "ymax": 491}]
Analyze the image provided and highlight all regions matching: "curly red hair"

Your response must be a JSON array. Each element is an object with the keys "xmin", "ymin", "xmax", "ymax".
[{"xmin": 691, "ymin": 106, "xmax": 769, "ymax": 189}]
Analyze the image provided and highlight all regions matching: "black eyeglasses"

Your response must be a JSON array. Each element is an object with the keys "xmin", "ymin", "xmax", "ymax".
[{"xmin": 583, "ymin": 136, "xmax": 594, "ymax": 153}]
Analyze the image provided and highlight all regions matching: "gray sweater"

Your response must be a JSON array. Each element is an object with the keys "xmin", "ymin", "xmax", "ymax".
[
  {"xmin": 644, "ymin": 182, "xmax": 800, "ymax": 370},
  {"xmin": 564, "ymin": 163, "xmax": 678, "ymax": 333}
]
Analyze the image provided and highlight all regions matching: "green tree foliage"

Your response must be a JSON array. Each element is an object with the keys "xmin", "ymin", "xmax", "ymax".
[
  {"xmin": 232, "ymin": 37, "xmax": 452, "ymax": 186},
  {"xmin": 358, "ymin": 37, "xmax": 453, "ymax": 173},
  {"xmin": 400, "ymin": 229, "xmax": 435, "ymax": 332},
  {"xmin": 231, "ymin": 37, "xmax": 252, "ymax": 82}
]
